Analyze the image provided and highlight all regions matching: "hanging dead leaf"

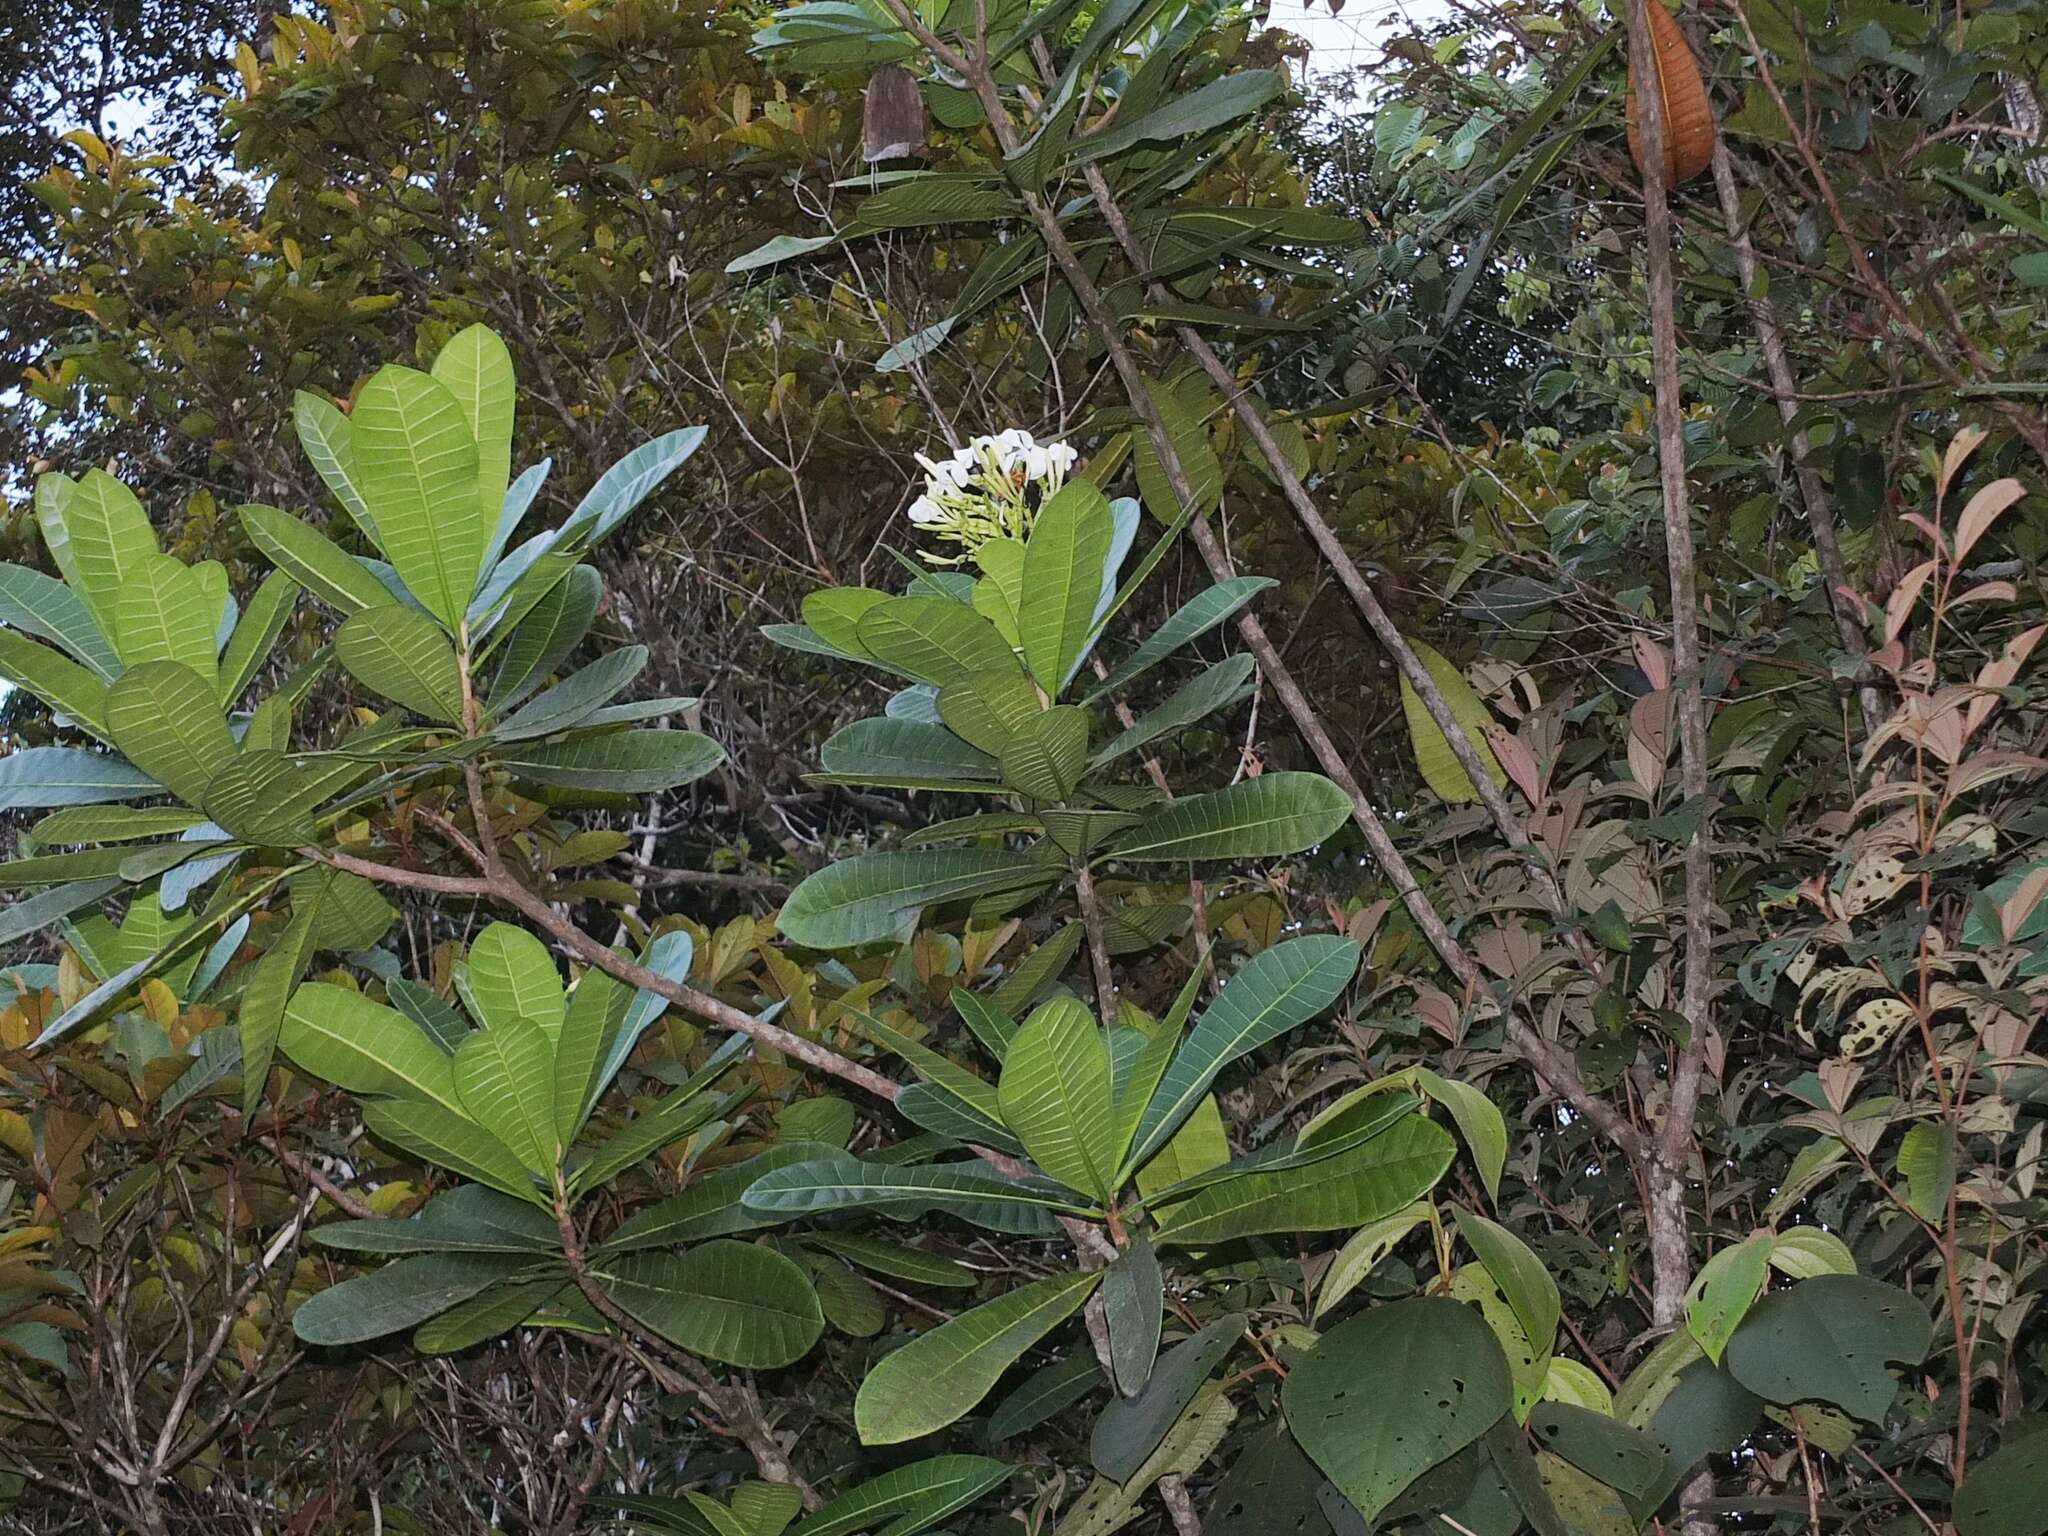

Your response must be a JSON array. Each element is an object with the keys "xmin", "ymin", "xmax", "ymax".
[{"xmin": 1625, "ymin": 1, "xmax": 1715, "ymax": 185}]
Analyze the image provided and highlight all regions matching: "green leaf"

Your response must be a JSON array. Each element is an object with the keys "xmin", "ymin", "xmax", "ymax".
[
  {"xmin": 238, "ymin": 503, "xmax": 394, "ymax": 617},
  {"xmin": 414, "ymin": 1277, "xmax": 567, "ymax": 1354},
  {"xmin": 848, "ymin": 1006, "xmax": 1001, "ymax": 1120},
  {"xmin": 725, "ymin": 232, "xmax": 838, "ymax": 274},
  {"xmin": 59, "ymin": 470, "xmax": 159, "ymax": 639},
  {"xmin": 818, "ymin": 718, "xmax": 998, "ymax": 783},
  {"xmin": 595, "ymin": 1242, "xmax": 823, "ymax": 1368},
  {"xmin": 937, "ymin": 670, "xmax": 1047, "ymax": 756},
  {"xmin": 453, "ymin": 1015, "xmax": 561, "ymax": 1174},
  {"xmin": 1684, "ymin": 1232, "xmax": 1774, "ymax": 1364},
  {"xmin": 730, "ymin": 1483, "xmax": 804, "ymax": 1536},
  {"xmin": 1722, "ymin": 1275, "xmax": 1934, "ymax": 1422},
  {"xmin": 857, "ymin": 596, "xmax": 1022, "ymax": 686},
  {"xmin": 352, "ymin": 364, "xmax": 485, "ymax": 629},
  {"xmin": 799, "ymin": 587, "xmax": 890, "ymax": 659},
  {"xmin": 363, "ymin": 1098, "xmax": 545, "ymax": 1204},
  {"xmin": 431, "ymin": 325, "xmax": 516, "ymax": 537},
  {"xmin": 487, "ymin": 563, "xmax": 601, "ymax": 703},
  {"xmin": 293, "ymin": 390, "xmax": 378, "ymax": 542},
  {"xmin": 1101, "ymin": 1231, "xmax": 1163, "ymax": 1397},
  {"xmin": 0, "ymin": 559, "xmax": 118, "ymax": 679},
  {"xmin": 1456, "ymin": 1203, "xmax": 1561, "ymax": 1362},
  {"xmin": 998, "ymin": 706, "xmax": 1088, "ymax": 801},
  {"xmin": 1154, "ymin": 1115, "xmax": 1454, "ymax": 1245},
  {"xmin": 971, "ymin": 537, "xmax": 1027, "ymax": 645},
  {"xmin": 499, "ymin": 728, "xmax": 725, "ymax": 794},
  {"xmin": 854, "ymin": 1269, "xmax": 1101, "ymax": 1444},
  {"xmin": 1955, "ymin": 1420, "xmax": 2048, "ymax": 1536},
  {"xmin": 202, "ymin": 749, "xmax": 329, "ymax": 847},
  {"xmin": 0, "ymin": 630, "xmax": 111, "ymax": 740},
  {"xmin": 237, "ymin": 892, "xmax": 323, "ymax": 1117},
  {"xmin": 279, "ymin": 982, "xmax": 468, "ymax": 1115},
  {"xmin": 1767, "ymin": 1228, "xmax": 1857, "ymax": 1280},
  {"xmin": 1086, "ymin": 578, "xmax": 1275, "ymax": 704},
  {"xmin": 218, "ymin": 571, "xmax": 301, "ymax": 707},
  {"xmin": 987, "ymin": 1354, "xmax": 1104, "ymax": 1442},
  {"xmin": 1315, "ymin": 1202, "xmax": 1431, "ymax": 1319},
  {"xmin": 311, "ymin": 1184, "xmax": 558, "ymax": 1254},
  {"xmin": 1133, "ymin": 1091, "xmax": 1230, "ymax": 1200},
  {"xmin": 569, "ymin": 1087, "xmax": 733, "ymax": 1196},
  {"xmin": 1071, "ymin": 70, "xmax": 1282, "ymax": 164},
  {"xmin": 105, "ymin": 661, "xmax": 236, "ymax": 805},
  {"xmin": 113, "ymin": 553, "xmax": 219, "ymax": 683},
  {"xmin": 0, "ymin": 746, "xmax": 155, "ymax": 813},
  {"xmin": 0, "ymin": 878, "xmax": 121, "ymax": 946},
  {"xmin": 740, "ymin": 1152, "xmax": 1078, "ymax": 1234},
  {"xmin": 997, "ymin": 996, "xmax": 1119, "ymax": 1201},
  {"xmin": 1018, "ymin": 479, "xmax": 1113, "ymax": 691},
  {"xmin": 790, "ymin": 1455, "xmax": 1013, "ymax": 1536},
  {"xmin": 556, "ymin": 427, "xmax": 707, "ymax": 551},
  {"xmin": 1526, "ymin": 1403, "xmax": 1667, "ymax": 1505},
  {"xmin": 457, "ymin": 922, "xmax": 567, "ymax": 1037},
  {"xmin": 1130, "ymin": 377, "xmax": 1222, "ymax": 526},
  {"xmin": 333, "ymin": 604, "xmax": 466, "ymax": 722},
  {"xmin": 292, "ymin": 1251, "xmax": 530, "ymax": 1345},
  {"xmin": 29, "ymin": 805, "xmax": 198, "ymax": 844},
  {"xmin": 494, "ymin": 646, "xmax": 651, "ymax": 741},
  {"xmin": 1417, "ymin": 1069, "xmax": 1508, "ymax": 1202},
  {"xmin": 780, "ymin": 849, "xmax": 1050, "ymax": 950},
  {"xmin": 1897, "ymin": 1121, "xmax": 1957, "ymax": 1221},
  {"xmin": 1129, "ymin": 935, "xmax": 1361, "ymax": 1168},
  {"xmin": 1090, "ymin": 655, "xmax": 1253, "ymax": 768},
  {"xmin": 800, "ymin": 1233, "xmax": 974, "ymax": 1289},
  {"xmin": 1283, "ymin": 1297, "xmax": 1514, "ymax": 1526},
  {"xmin": 1109, "ymin": 772, "xmax": 1351, "ymax": 862},
  {"xmin": 598, "ymin": 1143, "xmax": 837, "ymax": 1253},
  {"xmin": 1092, "ymin": 1312, "xmax": 1242, "ymax": 1482},
  {"xmin": 1399, "ymin": 640, "xmax": 1505, "ymax": 803}
]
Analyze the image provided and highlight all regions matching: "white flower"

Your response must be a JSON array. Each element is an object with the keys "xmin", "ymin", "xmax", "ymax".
[
  {"xmin": 907, "ymin": 495, "xmax": 946, "ymax": 526},
  {"xmin": 1045, "ymin": 441, "xmax": 1079, "ymax": 474},
  {"xmin": 1022, "ymin": 444, "xmax": 1051, "ymax": 480}
]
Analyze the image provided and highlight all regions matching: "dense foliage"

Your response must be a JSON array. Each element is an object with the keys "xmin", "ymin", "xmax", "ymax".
[{"xmin": 2, "ymin": 0, "xmax": 2046, "ymax": 1533}]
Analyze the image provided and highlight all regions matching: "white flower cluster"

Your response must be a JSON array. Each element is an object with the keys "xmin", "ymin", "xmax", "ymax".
[{"xmin": 906, "ymin": 430, "xmax": 1081, "ymax": 563}]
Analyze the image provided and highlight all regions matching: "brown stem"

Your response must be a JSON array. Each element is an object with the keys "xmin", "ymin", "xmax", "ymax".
[{"xmin": 1072, "ymin": 861, "xmax": 1119, "ymax": 1029}]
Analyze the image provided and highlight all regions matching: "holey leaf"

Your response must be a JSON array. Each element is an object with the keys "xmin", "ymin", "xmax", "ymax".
[
  {"xmin": 1399, "ymin": 640, "xmax": 1505, "ymax": 803},
  {"xmin": 854, "ymin": 1270, "xmax": 1101, "ymax": 1444},
  {"xmin": 1283, "ymin": 1297, "xmax": 1514, "ymax": 1526}
]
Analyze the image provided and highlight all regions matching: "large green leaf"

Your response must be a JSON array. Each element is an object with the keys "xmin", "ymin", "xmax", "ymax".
[
  {"xmin": 818, "ymin": 718, "xmax": 999, "ymax": 783},
  {"xmin": 113, "ymin": 553, "xmax": 220, "ymax": 683},
  {"xmin": 1315, "ymin": 1203, "xmax": 1433, "ymax": 1320},
  {"xmin": 202, "ymin": 749, "xmax": 330, "ymax": 847},
  {"xmin": 0, "ymin": 632, "xmax": 112, "ymax": 740},
  {"xmin": 1017, "ymin": 479, "xmax": 1113, "ymax": 691},
  {"xmin": 1090, "ymin": 654, "xmax": 1254, "ymax": 769},
  {"xmin": 598, "ymin": 1143, "xmax": 838, "ymax": 1253},
  {"xmin": 1456, "ymin": 1204, "xmax": 1561, "ymax": 1363},
  {"xmin": 849, "ymin": 1007, "xmax": 1001, "ymax": 1120},
  {"xmin": 937, "ymin": 670, "xmax": 1047, "ymax": 756},
  {"xmin": 334, "ymin": 605, "xmax": 466, "ymax": 722},
  {"xmin": 553, "ymin": 970, "xmax": 629, "ymax": 1148},
  {"xmin": 1897, "ymin": 1121, "xmax": 1957, "ymax": 1221},
  {"xmin": 595, "ymin": 1241, "xmax": 823, "ymax": 1368},
  {"xmin": 1526, "ymin": 1403, "xmax": 1667, "ymax": 1505},
  {"xmin": 293, "ymin": 390, "xmax": 378, "ymax": 541},
  {"xmin": 856, "ymin": 596, "xmax": 1022, "ymax": 685},
  {"xmin": 363, "ymin": 1098, "xmax": 545, "ymax": 1205},
  {"xmin": 1086, "ymin": 578, "xmax": 1275, "ymax": 704},
  {"xmin": 431, "ymin": 324, "xmax": 516, "ymax": 536},
  {"xmin": 1154, "ymin": 1115, "xmax": 1454, "ymax": 1245},
  {"xmin": 1128, "ymin": 935, "xmax": 1361, "ymax": 1168},
  {"xmin": 311, "ymin": 1185, "xmax": 557, "ymax": 1255},
  {"xmin": 791, "ymin": 1455, "xmax": 1012, "ymax": 1536},
  {"xmin": 453, "ymin": 1015, "xmax": 561, "ymax": 1174},
  {"xmin": 555, "ymin": 426, "xmax": 707, "ymax": 549},
  {"xmin": 799, "ymin": 587, "xmax": 890, "ymax": 659},
  {"xmin": 279, "ymin": 982, "xmax": 467, "ymax": 1115},
  {"xmin": 1129, "ymin": 377, "xmax": 1222, "ymax": 527},
  {"xmin": 1721, "ymin": 1275, "xmax": 1932, "ymax": 1422},
  {"xmin": 1399, "ymin": 640, "xmax": 1505, "ymax": 804},
  {"xmin": 854, "ymin": 1270, "xmax": 1101, "ymax": 1444},
  {"xmin": 996, "ymin": 997, "xmax": 1119, "ymax": 1201},
  {"xmin": 457, "ymin": 922, "xmax": 566, "ymax": 1037},
  {"xmin": 998, "ymin": 706, "xmax": 1088, "ymax": 801},
  {"xmin": 105, "ymin": 661, "xmax": 236, "ymax": 805},
  {"xmin": 1071, "ymin": 69, "xmax": 1282, "ymax": 164},
  {"xmin": 802, "ymin": 1233, "xmax": 975, "ymax": 1290},
  {"xmin": 237, "ymin": 890, "xmax": 323, "ymax": 1117},
  {"xmin": 1683, "ymin": 1231, "xmax": 1773, "ymax": 1365},
  {"xmin": 351, "ymin": 364, "xmax": 485, "ymax": 629},
  {"xmin": 1955, "ymin": 1420, "xmax": 2048, "ymax": 1536},
  {"xmin": 1284, "ymin": 1297, "xmax": 1513, "ymax": 1526},
  {"xmin": 740, "ymin": 1151, "xmax": 1078, "ymax": 1233},
  {"xmin": 59, "ymin": 470, "xmax": 159, "ymax": 639},
  {"xmin": 292, "ymin": 1251, "xmax": 531, "ymax": 1345},
  {"xmin": 1109, "ymin": 772, "xmax": 1351, "ymax": 862},
  {"xmin": 779, "ymin": 849, "xmax": 1050, "ymax": 950},
  {"xmin": 413, "ymin": 1277, "xmax": 568, "ymax": 1355},
  {"xmin": 218, "ymin": 571, "xmax": 301, "ymax": 707},
  {"xmin": 0, "ymin": 560, "xmax": 118, "ymax": 679},
  {"xmin": 487, "ymin": 563, "xmax": 601, "ymax": 703},
  {"xmin": 1091, "ymin": 1312, "xmax": 1241, "ymax": 1482},
  {"xmin": 498, "ymin": 728, "xmax": 725, "ymax": 793},
  {"xmin": 238, "ymin": 503, "xmax": 394, "ymax": 617},
  {"xmin": 1101, "ymin": 1230, "xmax": 1163, "ymax": 1396},
  {"xmin": 568, "ymin": 1085, "xmax": 735, "ymax": 1197},
  {"xmin": 493, "ymin": 646, "xmax": 651, "ymax": 741}
]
